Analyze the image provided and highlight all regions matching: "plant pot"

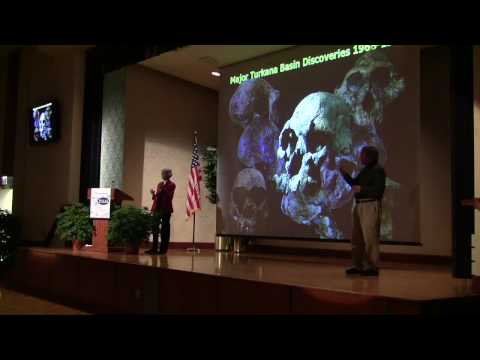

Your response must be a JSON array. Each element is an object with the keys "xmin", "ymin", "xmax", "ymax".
[
  {"xmin": 72, "ymin": 240, "xmax": 83, "ymax": 251},
  {"xmin": 125, "ymin": 242, "xmax": 140, "ymax": 255}
]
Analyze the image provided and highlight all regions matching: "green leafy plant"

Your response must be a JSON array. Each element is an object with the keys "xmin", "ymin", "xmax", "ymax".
[
  {"xmin": 108, "ymin": 206, "xmax": 152, "ymax": 246},
  {"xmin": 201, "ymin": 146, "xmax": 217, "ymax": 204},
  {"xmin": 0, "ymin": 209, "xmax": 18, "ymax": 267},
  {"xmin": 55, "ymin": 203, "xmax": 94, "ymax": 243}
]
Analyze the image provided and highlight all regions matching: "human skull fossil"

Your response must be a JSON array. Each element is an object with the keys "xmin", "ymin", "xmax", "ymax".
[
  {"xmin": 335, "ymin": 51, "xmax": 404, "ymax": 127},
  {"xmin": 230, "ymin": 168, "xmax": 268, "ymax": 234},
  {"xmin": 229, "ymin": 79, "xmax": 281, "ymax": 175},
  {"xmin": 350, "ymin": 122, "xmax": 387, "ymax": 168},
  {"xmin": 273, "ymin": 92, "xmax": 355, "ymax": 236},
  {"xmin": 236, "ymin": 113, "xmax": 279, "ymax": 175},
  {"xmin": 39, "ymin": 112, "xmax": 47, "ymax": 134},
  {"xmin": 229, "ymin": 78, "xmax": 280, "ymax": 128}
]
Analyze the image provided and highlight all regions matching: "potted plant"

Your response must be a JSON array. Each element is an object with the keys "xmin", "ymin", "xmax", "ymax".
[
  {"xmin": 202, "ymin": 146, "xmax": 227, "ymax": 249},
  {"xmin": 55, "ymin": 203, "xmax": 93, "ymax": 250},
  {"xmin": 201, "ymin": 146, "xmax": 217, "ymax": 204},
  {"xmin": 108, "ymin": 206, "xmax": 152, "ymax": 254}
]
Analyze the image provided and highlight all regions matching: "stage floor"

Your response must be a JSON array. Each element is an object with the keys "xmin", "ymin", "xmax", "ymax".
[
  {"xmin": 0, "ymin": 288, "xmax": 89, "ymax": 315},
  {"xmin": 25, "ymin": 247, "xmax": 478, "ymax": 303}
]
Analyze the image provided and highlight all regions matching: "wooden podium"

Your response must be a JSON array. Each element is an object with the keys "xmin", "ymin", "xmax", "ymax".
[{"xmin": 87, "ymin": 188, "xmax": 134, "ymax": 253}]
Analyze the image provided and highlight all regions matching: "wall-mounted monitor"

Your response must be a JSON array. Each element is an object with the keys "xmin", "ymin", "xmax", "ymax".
[{"xmin": 30, "ymin": 102, "xmax": 59, "ymax": 144}]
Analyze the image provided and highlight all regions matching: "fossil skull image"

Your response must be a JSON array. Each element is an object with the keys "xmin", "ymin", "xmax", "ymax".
[
  {"xmin": 335, "ymin": 50, "xmax": 404, "ymax": 127},
  {"xmin": 229, "ymin": 79, "xmax": 280, "ymax": 175},
  {"xmin": 273, "ymin": 92, "xmax": 355, "ymax": 237},
  {"xmin": 335, "ymin": 51, "xmax": 405, "ymax": 241},
  {"xmin": 229, "ymin": 78, "xmax": 280, "ymax": 127},
  {"xmin": 230, "ymin": 168, "xmax": 268, "ymax": 234},
  {"xmin": 350, "ymin": 121, "xmax": 387, "ymax": 168}
]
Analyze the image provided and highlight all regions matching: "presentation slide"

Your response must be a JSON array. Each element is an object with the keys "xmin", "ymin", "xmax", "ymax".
[{"xmin": 217, "ymin": 45, "xmax": 420, "ymax": 242}]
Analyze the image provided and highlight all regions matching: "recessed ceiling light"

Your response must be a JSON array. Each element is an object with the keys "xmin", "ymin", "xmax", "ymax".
[{"xmin": 211, "ymin": 71, "xmax": 221, "ymax": 77}]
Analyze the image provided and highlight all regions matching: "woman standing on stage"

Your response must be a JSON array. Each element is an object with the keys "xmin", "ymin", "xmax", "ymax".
[{"xmin": 146, "ymin": 168, "xmax": 176, "ymax": 255}]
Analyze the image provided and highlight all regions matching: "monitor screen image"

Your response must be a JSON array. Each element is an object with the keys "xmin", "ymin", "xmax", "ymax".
[{"xmin": 31, "ymin": 102, "xmax": 57, "ymax": 144}]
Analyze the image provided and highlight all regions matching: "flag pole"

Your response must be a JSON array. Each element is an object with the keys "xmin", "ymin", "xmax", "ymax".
[
  {"xmin": 187, "ymin": 130, "xmax": 200, "ymax": 254},
  {"xmin": 187, "ymin": 198, "xmax": 200, "ymax": 254}
]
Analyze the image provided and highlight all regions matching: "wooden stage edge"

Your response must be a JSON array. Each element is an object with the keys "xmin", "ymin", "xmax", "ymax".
[
  {"xmin": 153, "ymin": 242, "xmax": 451, "ymax": 265},
  {"xmin": 2, "ymin": 247, "xmax": 479, "ymax": 315},
  {"xmin": 21, "ymin": 241, "xmax": 452, "ymax": 265}
]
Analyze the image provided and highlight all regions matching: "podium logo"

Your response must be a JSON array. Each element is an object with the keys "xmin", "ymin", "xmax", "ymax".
[{"xmin": 97, "ymin": 197, "xmax": 110, "ymax": 205}]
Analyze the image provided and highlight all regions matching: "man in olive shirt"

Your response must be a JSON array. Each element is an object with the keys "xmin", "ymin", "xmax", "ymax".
[{"xmin": 340, "ymin": 146, "xmax": 386, "ymax": 276}]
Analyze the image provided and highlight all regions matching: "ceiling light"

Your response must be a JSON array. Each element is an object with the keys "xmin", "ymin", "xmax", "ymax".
[{"xmin": 211, "ymin": 71, "xmax": 221, "ymax": 77}]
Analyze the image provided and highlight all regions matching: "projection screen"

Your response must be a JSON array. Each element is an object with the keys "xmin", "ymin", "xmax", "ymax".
[{"xmin": 217, "ymin": 45, "xmax": 420, "ymax": 242}]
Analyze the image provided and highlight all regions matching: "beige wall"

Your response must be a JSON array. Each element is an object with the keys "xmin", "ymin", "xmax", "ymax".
[
  {"xmin": 12, "ymin": 47, "xmax": 85, "ymax": 243},
  {"xmin": 123, "ymin": 65, "xmax": 218, "ymax": 243}
]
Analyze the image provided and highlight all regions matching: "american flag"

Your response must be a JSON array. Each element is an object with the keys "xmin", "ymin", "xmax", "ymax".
[{"xmin": 186, "ymin": 133, "xmax": 202, "ymax": 218}]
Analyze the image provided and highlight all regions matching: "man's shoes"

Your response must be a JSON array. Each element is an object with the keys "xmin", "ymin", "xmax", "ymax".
[
  {"xmin": 145, "ymin": 249, "xmax": 158, "ymax": 255},
  {"xmin": 362, "ymin": 268, "xmax": 379, "ymax": 276},
  {"xmin": 345, "ymin": 267, "xmax": 363, "ymax": 275}
]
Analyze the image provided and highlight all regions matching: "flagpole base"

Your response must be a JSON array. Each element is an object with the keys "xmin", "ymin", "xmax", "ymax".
[{"xmin": 187, "ymin": 247, "xmax": 201, "ymax": 253}]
